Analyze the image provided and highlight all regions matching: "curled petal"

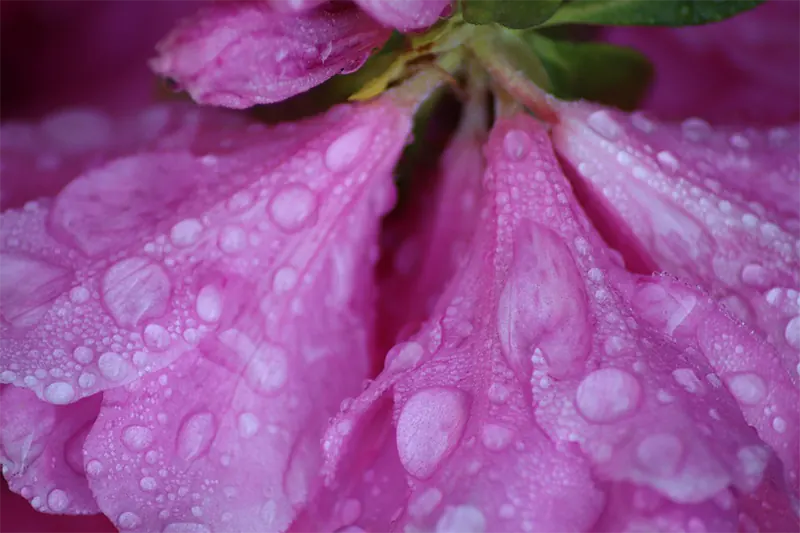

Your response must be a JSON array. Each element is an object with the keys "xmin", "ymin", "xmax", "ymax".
[
  {"xmin": 1, "ymin": 386, "xmax": 101, "ymax": 514},
  {"xmin": 80, "ymin": 98, "xmax": 412, "ymax": 533},
  {"xmin": 552, "ymin": 103, "xmax": 800, "ymax": 491},
  {"xmin": 307, "ymin": 113, "xmax": 798, "ymax": 532},
  {"xmin": 151, "ymin": 2, "xmax": 390, "ymax": 108},
  {"xmin": 355, "ymin": 0, "xmax": 450, "ymax": 30}
]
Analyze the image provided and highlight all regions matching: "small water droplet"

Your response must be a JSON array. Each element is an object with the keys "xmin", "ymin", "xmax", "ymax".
[
  {"xmin": 481, "ymin": 423, "xmax": 513, "ymax": 451},
  {"xmin": 98, "ymin": 352, "xmax": 129, "ymax": 382},
  {"xmin": 46, "ymin": 489, "xmax": 69, "ymax": 512},
  {"xmin": 78, "ymin": 372, "xmax": 96, "ymax": 388},
  {"xmin": 143, "ymin": 324, "xmax": 171, "ymax": 351},
  {"xmin": 118, "ymin": 511, "xmax": 142, "ymax": 530},
  {"xmin": 784, "ymin": 316, "xmax": 800, "ymax": 350},
  {"xmin": 672, "ymin": 368, "xmax": 703, "ymax": 394},
  {"xmin": 615, "ymin": 151, "xmax": 633, "ymax": 166},
  {"xmin": 218, "ymin": 226, "xmax": 247, "ymax": 254},
  {"xmin": 487, "ymin": 383, "xmax": 509, "ymax": 404},
  {"xmin": 102, "ymin": 257, "xmax": 171, "ymax": 329},
  {"xmin": 396, "ymin": 387, "xmax": 469, "ymax": 479},
  {"xmin": 773, "ymin": 417, "xmax": 787, "ymax": 433},
  {"xmin": 176, "ymin": 412, "xmax": 216, "ymax": 461},
  {"xmin": 122, "ymin": 425, "xmax": 154, "ymax": 451},
  {"xmin": 238, "ymin": 412, "xmax": 260, "ymax": 438},
  {"xmin": 196, "ymin": 285, "xmax": 223, "ymax": 323},
  {"xmin": 85, "ymin": 459, "xmax": 103, "ymax": 477},
  {"xmin": 272, "ymin": 266, "xmax": 298, "ymax": 294},
  {"xmin": 576, "ymin": 368, "xmax": 641, "ymax": 423},
  {"xmin": 503, "ymin": 129, "xmax": 530, "ymax": 160},
  {"xmin": 587, "ymin": 110, "xmax": 621, "ymax": 140},
  {"xmin": 729, "ymin": 134, "xmax": 750, "ymax": 150},
  {"xmin": 324, "ymin": 126, "xmax": 371, "ymax": 172},
  {"xmin": 386, "ymin": 341, "xmax": 424, "ymax": 372},
  {"xmin": 725, "ymin": 373, "xmax": 767, "ymax": 405},
  {"xmin": 170, "ymin": 219, "xmax": 203, "ymax": 247},
  {"xmin": 69, "ymin": 286, "xmax": 90, "ymax": 304},
  {"xmin": 244, "ymin": 345, "xmax": 289, "ymax": 396},
  {"xmin": 630, "ymin": 112, "xmax": 655, "ymax": 133},
  {"xmin": 682, "ymin": 118, "xmax": 712, "ymax": 142},
  {"xmin": 0, "ymin": 370, "xmax": 16, "ymax": 384},
  {"xmin": 73, "ymin": 346, "xmax": 94, "ymax": 364},
  {"xmin": 637, "ymin": 433, "xmax": 683, "ymax": 476},
  {"xmin": 435, "ymin": 505, "xmax": 486, "ymax": 533},
  {"xmin": 656, "ymin": 150, "xmax": 679, "ymax": 171},
  {"xmin": 140, "ymin": 476, "xmax": 157, "ymax": 491},
  {"xmin": 740, "ymin": 264, "xmax": 770, "ymax": 288},
  {"xmin": 44, "ymin": 382, "xmax": 75, "ymax": 404},
  {"xmin": 268, "ymin": 183, "xmax": 318, "ymax": 233},
  {"xmin": 409, "ymin": 487, "xmax": 443, "ymax": 519}
]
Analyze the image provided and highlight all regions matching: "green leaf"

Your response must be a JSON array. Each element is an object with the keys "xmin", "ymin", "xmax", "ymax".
[
  {"xmin": 461, "ymin": 0, "xmax": 563, "ymax": 29},
  {"xmin": 542, "ymin": 0, "xmax": 765, "ymax": 27},
  {"xmin": 527, "ymin": 33, "xmax": 652, "ymax": 110}
]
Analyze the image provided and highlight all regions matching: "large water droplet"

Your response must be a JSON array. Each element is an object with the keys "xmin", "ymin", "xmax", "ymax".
[
  {"xmin": 396, "ymin": 387, "xmax": 469, "ymax": 479},
  {"xmin": 481, "ymin": 423, "xmax": 513, "ymax": 451},
  {"xmin": 73, "ymin": 346, "xmax": 94, "ymax": 364},
  {"xmin": 386, "ymin": 341, "xmax": 424, "ymax": 372},
  {"xmin": 102, "ymin": 257, "xmax": 171, "ymax": 329},
  {"xmin": 122, "ymin": 425, "xmax": 154, "ymax": 451},
  {"xmin": 435, "ymin": 505, "xmax": 486, "ymax": 533},
  {"xmin": 324, "ymin": 126, "xmax": 371, "ymax": 172},
  {"xmin": 143, "ymin": 324, "xmax": 171, "ymax": 351},
  {"xmin": 196, "ymin": 285, "xmax": 223, "ymax": 323},
  {"xmin": 118, "ymin": 511, "xmax": 142, "ymax": 530},
  {"xmin": 46, "ymin": 489, "xmax": 69, "ymax": 512},
  {"xmin": 85, "ymin": 459, "xmax": 103, "ymax": 477},
  {"xmin": 44, "ymin": 382, "xmax": 75, "ymax": 404},
  {"xmin": 69, "ymin": 286, "xmax": 90, "ymax": 304},
  {"xmin": 637, "ymin": 434, "xmax": 684, "ymax": 476},
  {"xmin": 98, "ymin": 352, "xmax": 129, "ymax": 382},
  {"xmin": 503, "ymin": 129, "xmax": 531, "ymax": 160},
  {"xmin": 576, "ymin": 368, "xmax": 641, "ymax": 423},
  {"xmin": 725, "ymin": 373, "xmax": 767, "ymax": 405},
  {"xmin": 268, "ymin": 183, "xmax": 318, "ymax": 233},
  {"xmin": 272, "ymin": 266, "xmax": 298, "ymax": 294},
  {"xmin": 176, "ymin": 412, "xmax": 216, "ymax": 461},
  {"xmin": 587, "ymin": 110, "xmax": 621, "ymax": 140},
  {"xmin": 740, "ymin": 264, "xmax": 770, "ymax": 288},
  {"xmin": 170, "ymin": 219, "xmax": 203, "ymax": 248},
  {"xmin": 244, "ymin": 345, "xmax": 289, "ymax": 396},
  {"xmin": 140, "ymin": 476, "xmax": 157, "ymax": 491},
  {"xmin": 785, "ymin": 316, "xmax": 800, "ymax": 350}
]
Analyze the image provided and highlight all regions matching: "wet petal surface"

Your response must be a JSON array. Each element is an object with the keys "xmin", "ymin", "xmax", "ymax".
[
  {"xmin": 151, "ymin": 2, "xmax": 390, "ymax": 108},
  {"xmin": 355, "ymin": 0, "xmax": 450, "ymax": 30}
]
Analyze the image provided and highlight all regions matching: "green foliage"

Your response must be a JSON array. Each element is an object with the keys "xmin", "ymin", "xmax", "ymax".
[{"xmin": 461, "ymin": 0, "xmax": 563, "ymax": 29}]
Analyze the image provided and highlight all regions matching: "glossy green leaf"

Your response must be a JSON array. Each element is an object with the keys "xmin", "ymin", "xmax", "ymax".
[
  {"xmin": 542, "ymin": 0, "xmax": 765, "ymax": 26},
  {"xmin": 461, "ymin": 0, "xmax": 563, "ymax": 29},
  {"xmin": 527, "ymin": 33, "xmax": 652, "ymax": 110}
]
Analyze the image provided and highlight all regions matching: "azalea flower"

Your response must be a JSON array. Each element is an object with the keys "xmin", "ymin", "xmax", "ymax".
[{"xmin": 1, "ymin": 2, "xmax": 798, "ymax": 533}]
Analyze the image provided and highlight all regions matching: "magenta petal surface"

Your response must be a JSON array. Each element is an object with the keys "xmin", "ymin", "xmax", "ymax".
[
  {"xmin": 355, "ymin": 0, "xmax": 450, "ymax": 30},
  {"xmin": 1, "ymin": 386, "xmax": 101, "ymax": 514},
  {"xmin": 151, "ymin": 2, "xmax": 390, "ymax": 109},
  {"xmin": 309, "ymin": 113, "xmax": 798, "ymax": 532},
  {"xmin": 80, "ymin": 98, "xmax": 412, "ymax": 533}
]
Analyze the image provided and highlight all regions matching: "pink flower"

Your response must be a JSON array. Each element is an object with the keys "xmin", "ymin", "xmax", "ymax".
[{"xmin": 269, "ymin": 0, "xmax": 452, "ymax": 31}]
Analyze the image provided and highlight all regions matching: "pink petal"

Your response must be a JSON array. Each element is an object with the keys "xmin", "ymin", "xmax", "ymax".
[
  {"xmin": 355, "ymin": 0, "xmax": 450, "ymax": 30},
  {"xmin": 604, "ymin": 1, "xmax": 800, "ymax": 124},
  {"xmin": 150, "ymin": 2, "xmax": 390, "ymax": 108},
  {"xmin": 80, "ymin": 97, "xmax": 413, "ymax": 532},
  {"xmin": 308, "ymin": 113, "xmax": 798, "ymax": 532},
  {"xmin": 551, "ymin": 103, "xmax": 800, "ymax": 488},
  {"xmin": 1, "ymin": 386, "xmax": 101, "ymax": 514}
]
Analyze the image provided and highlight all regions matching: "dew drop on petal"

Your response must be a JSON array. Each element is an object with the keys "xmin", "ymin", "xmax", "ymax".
[
  {"xmin": 196, "ymin": 285, "xmax": 223, "ymax": 323},
  {"xmin": 44, "ymin": 382, "xmax": 75, "ymax": 404},
  {"xmin": 69, "ymin": 286, "xmax": 90, "ymax": 304},
  {"xmin": 102, "ymin": 257, "xmax": 171, "ymax": 328},
  {"xmin": 637, "ymin": 434, "xmax": 684, "ymax": 476},
  {"xmin": 481, "ymin": 423, "xmax": 513, "ymax": 451},
  {"xmin": 237, "ymin": 412, "xmax": 260, "ymax": 438},
  {"xmin": 435, "ymin": 505, "xmax": 486, "ymax": 533},
  {"xmin": 122, "ymin": 425, "xmax": 154, "ymax": 451},
  {"xmin": 725, "ymin": 373, "xmax": 767, "ymax": 405},
  {"xmin": 396, "ymin": 387, "xmax": 469, "ymax": 479},
  {"xmin": 98, "ymin": 352, "xmax": 129, "ymax": 381},
  {"xmin": 46, "ymin": 489, "xmax": 69, "ymax": 512},
  {"xmin": 176, "ymin": 412, "xmax": 216, "ymax": 462},
  {"xmin": 784, "ymin": 316, "xmax": 800, "ymax": 350},
  {"xmin": 218, "ymin": 226, "xmax": 247, "ymax": 254},
  {"xmin": 78, "ymin": 372, "xmax": 96, "ymax": 389},
  {"xmin": 272, "ymin": 266, "xmax": 298, "ymax": 294},
  {"xmin": 740, "ymin": 264, "xmax": 770, "ymax": 288},
  {"xmin": 681, "ymin": 117, "xmax": 712, "ymax": 142},
  {"xmin": 324, "ymin": 126, "xmax": 371, "ymax": 172},
  {"xmin": 85, "ymin": 459, "xmax": 103, "ymax": 477},
  {"xmin": 656, "ymin": 150, "xmax": 679, "ymax": 171},
  {"xmin": 118, "ymin": 512, "xmax": 142, "ymax": 530},
  {"xmin": 576, "ymin": 368, "xmax": 641, "ymax": 423},
  {"xmin": 268, "ymin": 183, "xmax": 318, "ymax": 233},
  {"xmin": 672, "ymin": 368, "xmax": 703, "ymax": 394},
  {"xmin": 140, "ymin": 476, "xmax": 157, "ymax": 491},
  {"xmin": 408, "ymin": 487, "xmax": 443, "ymax": 519},
  {"xmin": 587, "ymin": 110, "xmax": 621, "ymax": 140},
  {"xmin": 143, "ymin": 324, "xmax": 171, "ymax": 351},
  {"xmin": 170, "ymin": 219, "xmax": 203, "ymax": 247},
  {"xmin": 73, "ymin": 346, "xmax": 94, "ymax": 364},
  {"xmin": 244, "ymin": 345, "xmax": 289, "ymax": 396},
  {"xmin": 386, "ymin": 341, "xmax": 424, "ymax": 371},
  {"xmin": 503, "ymin": 129, "xmax": 531, "ymax": 160}
]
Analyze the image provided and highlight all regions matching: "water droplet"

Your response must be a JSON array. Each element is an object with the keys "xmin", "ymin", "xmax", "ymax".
[
  {"xmin": 78, "ymin": 372, "xmax": 96, "ymax": 388},
  {"xmin": 122, "ymin": 425, "xmax": 154, "ymax": 451},
  {"xmin": 324, "ymin": 126, "xmax": 371, "ymax": 172},
  {"xmin": 98, "ymin": 352, "xmax": 129, "ymax": 382},
  {"xmin": 503, "ymin": 129, "xmax": 530, "ymax": 160},
  {"xmin": 238, "ymin": 412, "xmax": 260, "ymax": 438},
  {"xmin": 85, "ymin": 459, "xmax": 103, "ymax": 477},
  {"xmin": 102, "ymin": 257, "xmax": 171, "ymax": 329},
  {"xmin": 672, "ymin": 368, "xmax": 703, "ymax": 394},
  {"xmin": 340, "ymin": 498, "xmax": 362, "ymax": 524},
  {"xmin": 729, "ymin": 134, "xmax": 750, "ymax": 150},
  {"xmin": 396, "ymin": 387, "xmax": 469, "ymax": 479},
  {"xmin": 176, "ymin": 412, "xmax": 216, "ymax": 461},
  {"xmin": 725, "ymin": 373, "xmax": 767, "ymax": 405},
  {"xmin": 576, "ymin": 368, "xmax": 641, "ymax": 423},
  {"xmin": 272, "ymin": 266, "xmax": 298, "ymax": 294},
  {"xmin": 737, "ymin": 446, "xmax": 769, "ymax": 488},
  {"xmin": 784, "ymin": 316, "xmax": 800, "ymax": 350},
  {"xmin": 0, "ymin": 370, "xmax": 16, "ymax": 384},
  {"xmin": 73, "ymin": 346, "xmax": 94, "ymax": 364},
  {"xmin": 616, "ymin": 151, "xmax": 633, "ymax": 166},
  {"xmin": 637, "ymin": 434, "xmax": 684, "ymax": 476},
  {"xmin": 481, "ymin": 423, "xmax": 513, "ymax": 451},
  {"xmin": 268, "ymin": 183, "xmax": 318, "ymax": 233},
  {"xmin": 409, "ymin": 487, "xmax": 443, "ymax": 519},
  {"xmin": 118, "ymin": 511, "xmax": 142, "ymax": 530},
  {"xmin": 140, "ymin": 476, "xmax": 157, "ymax": 491},
  {"xmin": 682, "ymin": 118, "xmax": 712, "ymax": 142},
  {"xmin": 196, "ymin": 285, "xmax": 223, "ymax": 323},
  {"xmin": 773, "ymin": 416, "xmax": 787, "ymax": 433},
  {"xmin": 47, "ymin": 489, "xmax": 69, "ymax": 512},
  {"xmin": 740, "ymin": 264, "xmax": 770, "ymax": 288},
  {"xmin": 435, "ymin": 505, "xmax": 486, "ymax": 533},
  {"xmin": 218, "ymin": 226, "xmax": 246, "ymax": 254},
  {"xmin": 44, "ymin": 382, "xmax": 75, "ymax": 404},
  {"xmin": 487, "ymin": 383, "xmax": 509, "ymax": 404},
  {"xmin": 630, "ymin": 112, "xmax": 655, "ymax": 133},
  {"xmin": 170, "ymin": 219, "xmax": 203, "ymax": 247},
  {"xmin": 656, "ymin": 151, "xmax": 679, "ymax": 171},
  {"xmin": 69, "ymin": 286, "xmax": 90, "ymax": 304},
  {"xmin": 162, "ymin": 522, "xmax": 211, "ymax": 533},
  {"xmin": 587, "ymin": 110, "xmax": 621, "ymax": 139},
  {"xmin": 386, "ymin": 341, "xmax": 424, "ymax": 372},
  {"xmin": 144, "ymin": 324, "xmax": 171, "ymax": 351},
  {"xmin": 244, "ymin": 345, "xmax": 289, "ymax": 396}
]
